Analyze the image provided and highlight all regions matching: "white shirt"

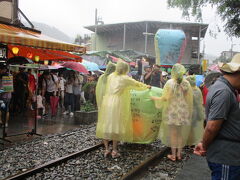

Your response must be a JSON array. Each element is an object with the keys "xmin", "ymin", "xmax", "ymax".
[
  {"xmin": 59, "ymin": 77, "xmax": 66, "ymax": 91},
  {"xmin": 42, "ymin": 74, "xmax": 58, "ymax": 92}
]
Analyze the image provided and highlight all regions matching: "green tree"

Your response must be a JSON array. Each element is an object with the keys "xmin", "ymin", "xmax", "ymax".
[
  {"xmin": 74, "ymin": 34, "xmax": 91, "ymax": 45},
  {"xmin": 167, "ymin": 0, "xmax": 240, "ymax": 37}
]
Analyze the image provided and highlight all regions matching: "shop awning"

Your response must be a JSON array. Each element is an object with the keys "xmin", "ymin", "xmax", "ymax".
[
  {"xmin": 0, "ymin": 23, "xmax": 86, "ymax": 53},
  {"xmin": 8, "ymin": 45, "xmax": 82, "ymax": 62}
]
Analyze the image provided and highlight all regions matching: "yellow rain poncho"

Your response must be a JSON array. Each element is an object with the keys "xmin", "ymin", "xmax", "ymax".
[
  {"xmin": 186, "ymin": 75, "xmax": 204, "ymax": 146},
  {"xmin": 96, "ymin": 62, "xmax": 116, "ymax": 109},
  {"xmin": 96, "ymin": 61, "xmax": 148, "ymax": 142},
  {"xmin": 152, "ymin": 63, "xmax": 193, "ymax": 148}
]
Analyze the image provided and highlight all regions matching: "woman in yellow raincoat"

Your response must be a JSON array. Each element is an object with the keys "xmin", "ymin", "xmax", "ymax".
[
  {"xmin": 151, "ymin": 63, "xmax": 193, "ymax": 161},
  {"xmin": 186, "ymin": 75, "xmax": 204, "ymax": 146},
  {"xmin": 96, "ymin": 62, "xmax": 116, "ymax": 109},
  {"xmin": 96, "ymin": 60, "xmax": 150, "ymax": 158}
]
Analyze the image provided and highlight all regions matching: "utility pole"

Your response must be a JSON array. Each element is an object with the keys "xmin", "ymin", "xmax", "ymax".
[
  {"xmin": 94, "ymin": 8, "xmax": 98, "ymax": 51},
  {"xmin": 230, "ymin": 43, "xmax": 236, "ymax": 58},
  {"xmin": 12, "ymin": 0, "xmax": 19, "ymax": 25}
]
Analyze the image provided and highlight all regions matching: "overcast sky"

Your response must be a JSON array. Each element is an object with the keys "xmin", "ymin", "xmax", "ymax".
[{"xmin": 19, "ymin": 0, "xmax": 240, "ymax": 57}]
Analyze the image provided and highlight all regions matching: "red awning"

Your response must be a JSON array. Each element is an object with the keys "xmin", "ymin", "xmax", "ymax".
[{"xmin": 8, "ymin": 45, "xmax": 82, "ymax": 62}]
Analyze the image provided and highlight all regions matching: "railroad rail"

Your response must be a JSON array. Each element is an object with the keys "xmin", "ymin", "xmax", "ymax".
[
  {"xmin": 121, "ymin": 147, "xmax": 170, "ymax": 180},
  {"xmin": 4, "ymin": 143, "xmax": 170, "ymax": 180},
  {"xmin": 4, "ymin": 142, "xmax": 104, "ymax": 180}
]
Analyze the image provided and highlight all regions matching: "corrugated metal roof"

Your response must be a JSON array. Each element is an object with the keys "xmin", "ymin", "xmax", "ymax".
[{"xmin": 85, "ymin": 20, "xmax": 208, "ymax": 37}]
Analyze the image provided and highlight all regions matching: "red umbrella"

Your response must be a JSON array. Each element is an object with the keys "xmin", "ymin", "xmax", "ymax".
[
  {"xmin": 208, "ymin": 64, "xmax": 220, "ymax": 72},
  {"xmin": 61, "ymin": 62, "xmax": 89, "ymax": 74}
]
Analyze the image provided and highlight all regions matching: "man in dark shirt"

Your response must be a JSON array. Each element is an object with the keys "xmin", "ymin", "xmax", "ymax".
[
  {"xmin": 143, "ymin": 66, "xmax": 152, "ymax": 85},
  {"xmin": 150, "ymin": 65, "xmax": 163, "ymax": 88},
  {"xmin": 194, "ymin": 53, "xmax": 240, "ymax": 179},
  {"xmin": 14, "ymin": 68, "xmax": 28, "ymax": 113}
]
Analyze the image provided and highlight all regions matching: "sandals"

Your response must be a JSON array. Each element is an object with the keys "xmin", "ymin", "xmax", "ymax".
[
  {"xmin": 111, "ymin": 151, "xmax": 121, "ymax": 158},
  {"xmin": 167, "ymin": 154, "xmax": 176, "ymax": 161},
  {"xmin": 104, "ymin": 150, "xmax": 111, "ymax": 158}
]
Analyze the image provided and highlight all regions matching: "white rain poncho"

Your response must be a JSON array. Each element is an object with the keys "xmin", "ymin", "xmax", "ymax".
[{"xmin": 152, "ymin": 63, "xmax": 193, "ymax": 148}]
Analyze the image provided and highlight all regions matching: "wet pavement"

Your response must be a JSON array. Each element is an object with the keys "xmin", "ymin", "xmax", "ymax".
[
  {"xmin": 1, "ymin": 108, "xmax": 88, "ymax": 145},
  {"xmin": 175, "ymin": 154, "xmax": 211, "ymax": 180}
]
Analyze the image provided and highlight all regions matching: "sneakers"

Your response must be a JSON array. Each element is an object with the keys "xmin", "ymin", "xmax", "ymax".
[
  {"xmin": 70, "ymin": 112, "xmax": 74, "ymax": 117},
  {"xmin": 62, "ymin": 111, "xmax": 69, "ymax": 115}
]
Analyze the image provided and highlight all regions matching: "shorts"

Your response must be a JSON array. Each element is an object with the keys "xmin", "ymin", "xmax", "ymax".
[{"xmin": 45, "ymin": 91, "xmax": 54, "ymax": 104}]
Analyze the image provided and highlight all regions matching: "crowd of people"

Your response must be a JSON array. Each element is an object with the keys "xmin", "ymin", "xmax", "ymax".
[
  {"xmin": 1, "ymin": 53, "xmax": 240, "ymax": 179},
  {"xmin": 0, "ymin": 66, "xmax": 100, "ymax": 126},
  {"xmin": 96, "ymin": 54, "xmax": 240, "ymax": 179},
  {"xmin": 96, "ymin": 61, "xmax": 204, "ymax": 159}
]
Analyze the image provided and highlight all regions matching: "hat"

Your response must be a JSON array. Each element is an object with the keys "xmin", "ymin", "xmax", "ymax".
[{"xmin": 218, "ymin": 53, "xmax": 240, "ymax": 73}]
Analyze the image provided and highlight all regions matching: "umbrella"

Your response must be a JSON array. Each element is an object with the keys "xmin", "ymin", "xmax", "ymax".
[
  {"xmin": 208, "ymin": 64, "xmax": 220, "ymax": 72},
  {"xmin": 81, "ymin": 60, "xmax": 100, "ymax": 71},
  {"xmin": 195, "ymin": 75, "xmax": 204, "ymax": 87},
  {"xmin": 39, "ymin": 65, "xmax": 63, "ymax": 70},
  {"xmin": 61, "ymin": 62, "xmax": 89, "ymax": 74},
  {"xmin": 204, "ymin": 72, "xmax": 222, "ymax": 88},
  {"xmin": 7, "ymin": 56, "xmax": 34, "ymax": 65}
]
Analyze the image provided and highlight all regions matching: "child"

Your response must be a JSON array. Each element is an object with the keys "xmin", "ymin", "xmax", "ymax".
[{"xmin": 33, "ymin": 90, "xmax": 45, "ymax": 119}]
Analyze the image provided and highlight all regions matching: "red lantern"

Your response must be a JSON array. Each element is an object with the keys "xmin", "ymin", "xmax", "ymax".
[{"xmin": 27, "ymin": 52, "xmax": 33, "ymax": 59}]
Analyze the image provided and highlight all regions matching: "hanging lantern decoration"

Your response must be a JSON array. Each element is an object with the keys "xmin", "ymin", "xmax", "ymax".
[
  {"xmin": 34, "ymin": 56, "xmax": 40, "ymax": 62},
  {"xmin": 12, "ymin": 47, "xmax": 19, "ymax": 55},
  {"xmin": 27, "ymin": 52, "xmax": 33, "ymax": 59},
  {"xmin": 44, "ymin": 60, "xmax": 48, "ymax": 65}
]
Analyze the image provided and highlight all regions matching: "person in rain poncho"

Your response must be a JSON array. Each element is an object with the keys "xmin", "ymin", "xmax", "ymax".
[
  {"xmin": 96, "ymin": 62, "xmax": 116, "ymax": 109},
  {"xmin": 186, "ymin": 75, "xmax": 204, "ymax": 146},
  {"xmin": 96, "ymin": 60, "xmax": 150, "ymax": 158},
  {"xmin": 151, "ymin": 63, "xmax": 193, "ymax": 161}
]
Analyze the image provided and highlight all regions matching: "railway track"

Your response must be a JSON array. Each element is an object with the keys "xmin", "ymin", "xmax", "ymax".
[
  {"xmin": 3, "ymin": 143, "xmax": 104, "ymax": 180},
  {"xmin": 3, "ymin": 143, "xmax": 171, "ymax": 180},
  {"xmin": 121, "ymin": 147, "xmax": 170, "ymax": 180}
]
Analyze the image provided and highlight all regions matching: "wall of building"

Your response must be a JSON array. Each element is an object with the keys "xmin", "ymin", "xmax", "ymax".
[{"xmin": 92, "ymin": 25, "xmax": 200, "ymax": 64}]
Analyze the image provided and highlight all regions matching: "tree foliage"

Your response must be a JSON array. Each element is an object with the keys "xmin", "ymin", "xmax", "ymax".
[
  {"xmin": 74, "ymin": 34, "xmax": 91, "ymax": 45},
  {"xmin": 167, "ymin": 0, "xmax": 240, "ymax": 37}
]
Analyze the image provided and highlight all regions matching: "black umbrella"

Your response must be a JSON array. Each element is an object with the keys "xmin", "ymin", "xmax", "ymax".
[
  {"xmin": 204, "ymin": 72, "xmax": 222, "ymax": 88},
  {"xmin": 7, "ymin": 56, "xmax": 34, "ymax": 65}
]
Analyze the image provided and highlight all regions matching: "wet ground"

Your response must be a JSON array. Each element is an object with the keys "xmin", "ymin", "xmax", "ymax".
[{"xmin": 1, "ymin": 107, "xmax": 85, "ymax": 145}]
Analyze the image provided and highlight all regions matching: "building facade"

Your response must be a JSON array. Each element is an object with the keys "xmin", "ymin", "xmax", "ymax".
[{"xmin": 85, "ymin": 21, "xmax": 208, "ymax": 64}]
